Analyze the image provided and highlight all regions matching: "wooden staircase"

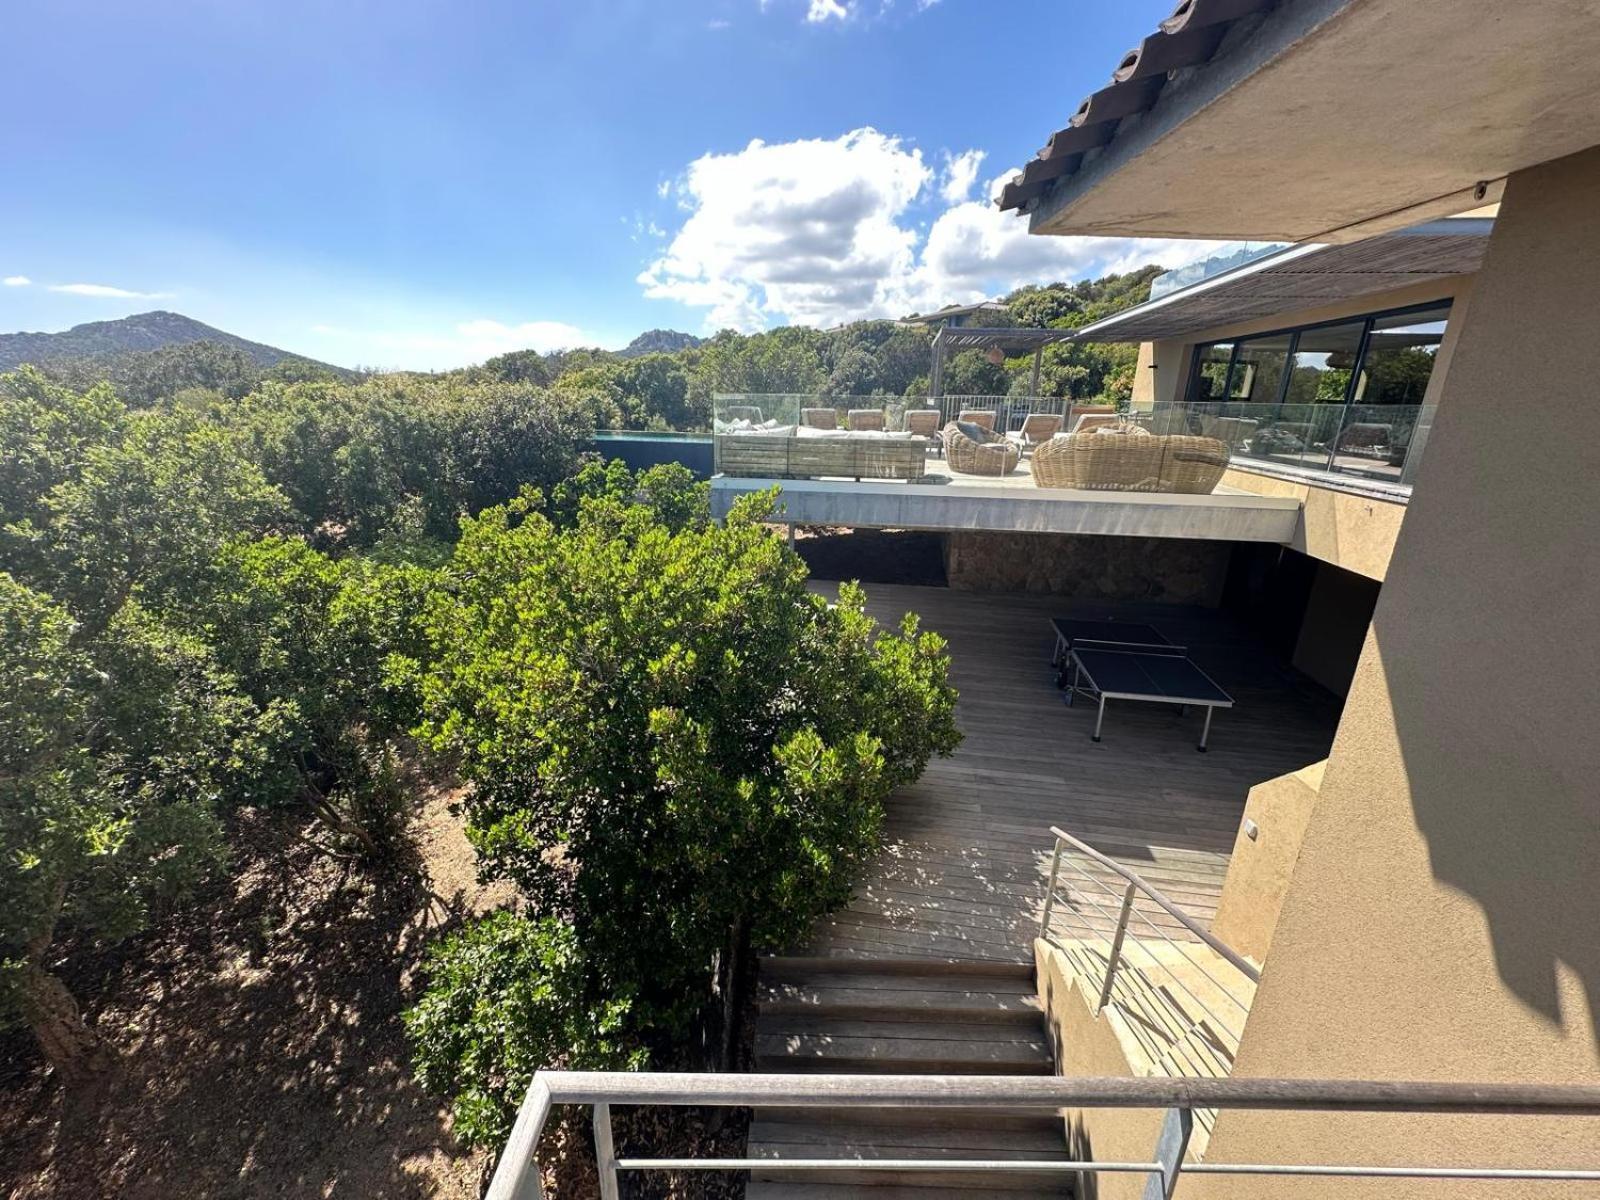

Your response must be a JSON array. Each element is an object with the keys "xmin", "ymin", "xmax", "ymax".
[{"xmin": 745, "ymin": 957, "xmax": 1072, "ymax": 1198}]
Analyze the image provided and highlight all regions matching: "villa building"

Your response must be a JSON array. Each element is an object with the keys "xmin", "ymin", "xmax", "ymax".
[
  {"xmin": 996, "ymin": 0, "xmax": 1600, "ymax": 1191},
  {"xmin": 491, "ymin": 1, "xmax": 1600, "ymax": 1195}
]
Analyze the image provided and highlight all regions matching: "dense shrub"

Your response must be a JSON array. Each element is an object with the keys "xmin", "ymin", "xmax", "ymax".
[
  {"xmin": 405, "ymin": 913, "xmax": 646, "ymax": 1149},
  {"xmin": 406, "ymin": 488, "xmax": 959, "ymax": 1136}
]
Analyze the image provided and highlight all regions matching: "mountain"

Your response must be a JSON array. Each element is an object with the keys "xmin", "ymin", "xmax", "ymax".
[
  {"xmin": 618, "ymin": 328, "xmax": 703, "ymax": 358},
  {"xmin": 0, "ymin": 311, "xmax": 329, "ymax": 373}
]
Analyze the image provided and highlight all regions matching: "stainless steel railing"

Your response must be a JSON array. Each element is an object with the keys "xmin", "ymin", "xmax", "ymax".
[
  {"xmin": 1038, "ymin": 823, "xmax": 1259, "ymax": 1141},
  {"xmin": 487, "ymin": 1071, "xmax": 1600, "ymax": 1198}
]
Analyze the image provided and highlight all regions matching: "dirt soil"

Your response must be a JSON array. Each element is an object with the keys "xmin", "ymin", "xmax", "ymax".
[
  {"xmin": 0, "ymin": 782, "xmax": 509, "ymax": 1198},
  {"xmin": 0, "ymin": 780, "xmax": 755, "ymax": 1200}
]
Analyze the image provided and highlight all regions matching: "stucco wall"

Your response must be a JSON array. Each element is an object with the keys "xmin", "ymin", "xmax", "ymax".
[
  {"xmin": 1183, "ymin": 145, "xmax": 1600, "ymax": 1198},
  {"xmin": 1218, "ymin": 468, "xmax": 1405, "ymax": 582},
  {"xmin": 1210, "ymin": 761, "xmax": 1324, "ymax": 964},
  {"xmin": 943, "ymin": 532, "xmax": 1230, "ymax": 604},
  {"xmin": 1035, "ymin": 939, "xmax": 1164, "ymax": 1200}
]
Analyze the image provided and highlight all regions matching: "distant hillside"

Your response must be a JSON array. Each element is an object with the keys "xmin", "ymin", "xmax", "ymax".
[
  {"xmin": 618, "ymin": 328, "xmax": 702, "ymax": 358},
  {"xmin": 0, "ymin": 310, "xmax": 332, "ymax": 373}
]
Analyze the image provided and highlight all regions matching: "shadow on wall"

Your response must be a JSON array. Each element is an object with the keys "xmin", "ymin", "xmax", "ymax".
[{"xmin": 1383, "ymin": 611, "xmax": 1600, "ymax": 1044}]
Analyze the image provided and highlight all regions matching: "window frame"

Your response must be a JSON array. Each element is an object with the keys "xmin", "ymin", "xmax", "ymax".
[{"xmin": 1183, "ymin": 298, "xmax": 1453, "ymax": 473}]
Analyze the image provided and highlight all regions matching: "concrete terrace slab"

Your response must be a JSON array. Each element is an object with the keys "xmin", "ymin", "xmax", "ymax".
[{"xmin": 711, "ymin": 463, "xmax": 1300, "ymax": 542}]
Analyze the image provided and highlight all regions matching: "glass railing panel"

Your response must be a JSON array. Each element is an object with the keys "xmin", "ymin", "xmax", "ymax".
[
  {"xmin": 1148, "ymin": 401, "xmax": 1427, "ymax": 491},
  {"xmin": 1147, "ymin": 242, "xmax": 1295, "ymax": 299}
]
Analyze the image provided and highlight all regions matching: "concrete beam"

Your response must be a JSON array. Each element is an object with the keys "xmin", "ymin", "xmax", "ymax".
[{"xmin": 711, "ymin": 477, "xmax": 1300, "ymax": 543}]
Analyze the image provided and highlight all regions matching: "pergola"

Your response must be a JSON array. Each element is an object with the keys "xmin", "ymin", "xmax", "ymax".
[{"xmin": 928, "ymin": 325, "xmax": 1080, "ymax": 398}]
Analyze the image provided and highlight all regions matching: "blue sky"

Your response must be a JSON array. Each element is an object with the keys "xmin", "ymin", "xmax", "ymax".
[{"xmin": 0, "ymin": 0, "xmax": 1210, "ymax": 369}]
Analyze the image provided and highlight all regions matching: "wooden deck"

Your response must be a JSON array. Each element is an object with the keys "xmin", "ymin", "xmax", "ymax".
[{"xmin": 799, "ymin": 583, "xmax": 1341, "ymax": 965}]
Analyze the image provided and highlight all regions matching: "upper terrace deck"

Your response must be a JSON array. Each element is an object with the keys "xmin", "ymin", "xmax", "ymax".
[{"xmin": 798, "ymin": 583, "xmax": 1341, "ymax": 964}]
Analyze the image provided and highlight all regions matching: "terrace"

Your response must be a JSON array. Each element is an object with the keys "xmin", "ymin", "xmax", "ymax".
[
  {"xmin": 799, "ymin": 582, "xmax": 1341, "ymax": 965},
  {"xmin": 710, "ymin": 393, "xmax": 1305, "ymax": 543}
]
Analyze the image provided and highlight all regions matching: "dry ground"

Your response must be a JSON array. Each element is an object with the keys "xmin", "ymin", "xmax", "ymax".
[
  {"xmin": 1, "ymin": 780, "xmax": 753, "ymax": 1200},
  {"xmin": 0, "ymin": 783, "xmax": 511, "ymax": 1199}
]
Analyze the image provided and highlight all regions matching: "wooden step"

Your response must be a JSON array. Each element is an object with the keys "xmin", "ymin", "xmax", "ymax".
[
  {"xmin": 758, "ymin": 976, "xmax": 1043, "ymax": 1025},
  {"xmin": 749, "ymin": 1113, "xmax": 1075, "ymax": 1188},
  {"xmin": 746, "ymin": 1185, "xmax": 1070, "ymax": 1199},
  {"xmin": 751, "ymin": 1106, "xmax": 1065, "ymax": 1136},
  {"xmin": 755, "ymin": 1016, "xmax": 1053, "ymax": 1074},
  {"xmin": 763, "ymin": 956, "xmax": 1036, "ymax": 982}
]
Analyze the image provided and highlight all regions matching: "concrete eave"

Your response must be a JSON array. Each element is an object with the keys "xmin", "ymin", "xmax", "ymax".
[
  {"xmin": 711, "ymin": 476, "xmax": 1301, "ymax": 543},
  {"xmin": 1027, "ymin": 0, "xmax": 1600, "ymax": 243}
]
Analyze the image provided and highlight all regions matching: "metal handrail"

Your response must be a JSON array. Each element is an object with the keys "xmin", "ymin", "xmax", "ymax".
[
  {"xmin": 487, "ymin": 1070, "xmax": 1600, "ymax": 1198},
  {"xmin": 1045, "ymin": 825, "xmax": 1260, "ymax": 983}
]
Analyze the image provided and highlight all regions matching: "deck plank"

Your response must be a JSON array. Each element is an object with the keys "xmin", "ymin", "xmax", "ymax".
[{"xmin": 798, "ymin": 583, "xmax": 1339, "ymax": 964}]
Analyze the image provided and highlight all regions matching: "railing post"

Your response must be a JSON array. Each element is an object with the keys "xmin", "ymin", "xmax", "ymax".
[
  {"xmin": 1039, "ymin": 835, "xmax": 1064, "ymax": 936},
  {"xmin": 1098, "ymin": 880, "xmax": 1139, "ymax": 1013},
  {"xmin": 1142, "ymin": 1106, "xmax": 1193, "ymax": 1200},
  {"xmin": 594, "ymin": 1102, "xmax": 620, "ymax": 1200}
]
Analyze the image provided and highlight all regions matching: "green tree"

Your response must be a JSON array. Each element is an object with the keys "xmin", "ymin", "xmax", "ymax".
[
  {"xmin": 1, "ymin": 576, "xmax": 245, "ymax": 1082},
  {"xmin": 408, "ymin": 491, "xmax": 959, "ymax": 1135}
]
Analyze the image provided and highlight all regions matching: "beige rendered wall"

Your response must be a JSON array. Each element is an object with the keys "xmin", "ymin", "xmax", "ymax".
[
  {"xmin": 1220, "ymin": 468, "xmax": 1405, "ymax": 582},
  {"xmin": 1210, "ymin": 761, "xmax": 1324, "ymax": 965},
  {"xmin": 1132, "ymin": 339, "xmax": 1189, "ymax": 411},
  {"xmin": 1184, "ymin": 146, "xmax": 1600, "ymax": 1196},
  {"xmin": 1035, "ymin": 939, "xmax": 1164, "ymax": 1200}
]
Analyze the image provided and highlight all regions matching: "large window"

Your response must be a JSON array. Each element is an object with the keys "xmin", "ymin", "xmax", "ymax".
[{"xmin": 1183, "ymin": 300, "xmax": 1451, "ymax": 484}]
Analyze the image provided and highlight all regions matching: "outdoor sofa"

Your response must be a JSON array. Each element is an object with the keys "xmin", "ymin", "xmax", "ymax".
[
  {"xmin": 718, "ymin": 425, "xmax": 929, "ymax": 481},
  {"xmin": 1031, "ymin": 425, "xmax": 1230, "ymax": 493}
]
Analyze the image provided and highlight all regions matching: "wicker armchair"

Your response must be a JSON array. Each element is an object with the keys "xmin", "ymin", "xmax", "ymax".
[
  {"xmin": 1017, "ymin": 413, "xmax": 1063, "ymax": 446},
  {"xmin": 943, "ymin": 422, "xmax": 1022, "ymax": 476},
  {"xmin": 847, "ymin": 408, "xmax": 886, "ymax": 431},
  {"xmin": 904, "ymin": 408, "xmax": 943, "ymax": 454},
  {"xmin": 956, "ymin": 409, "xmax": 996, "ymax": 433},
  {"xmin": 1031, "ymin": 430, "xmax": 1230, "ymax": 493},
  {"xmin": 800, "ymin": 407, "xmax": 838, "ymax": 430}
]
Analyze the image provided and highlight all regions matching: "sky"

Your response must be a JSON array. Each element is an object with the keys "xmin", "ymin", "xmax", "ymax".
[{"xmin": 0, "ymin": 0, "xmax": 1224, "ymax": 370}]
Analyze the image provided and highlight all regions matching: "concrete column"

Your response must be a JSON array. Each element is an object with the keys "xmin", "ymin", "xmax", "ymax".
[{"xmin": 1189, "ymin": 146, "xmax": 1600, "ymax": 1196}]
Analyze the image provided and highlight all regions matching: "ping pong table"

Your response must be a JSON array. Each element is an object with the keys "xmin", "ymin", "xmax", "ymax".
[{"xmin": 1049, "ymin": 617, "xmax": 1234, "ymax": 751}]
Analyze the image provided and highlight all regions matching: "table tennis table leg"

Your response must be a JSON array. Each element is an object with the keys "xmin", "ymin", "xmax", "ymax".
[
  {"xmin": 1092, "ymin": 694, "xmax": 1106, "ymax": 743},
  {"xmin": 1064, "ymin": 657, "xmax": 1078, "ymax": 707},
  {"xmin": 1198, "ymin": 705, "xmax": 1214, "ymax": 753}
]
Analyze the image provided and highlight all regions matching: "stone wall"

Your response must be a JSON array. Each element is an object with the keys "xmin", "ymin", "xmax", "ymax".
[{"xmin": 942, "ymin": 531, "xmax": 1231, "ymax": 605}]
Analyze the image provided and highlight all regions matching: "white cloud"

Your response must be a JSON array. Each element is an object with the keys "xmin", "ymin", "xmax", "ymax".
[
  {"xmin": 807, "ymin": 0, "xmax": 848, "ymax": 21},
  {"xmin": 938, "ymin": 149, "xmax": 985, "ymax": 205},
  {"xmin": 641, "ymin": 130, "xmax": 1231, "ymax": 331},
  {"xmin": 3, "ymin": 275, "xmax": 30, "ymax": 287},
  {"xmin": 640, "ymin": 129, "xmax": 930, "ymax": 330},
  {"xmin": 309, "ymin": 318, "xmax": 602, "ymax": 368},
  {"xmin": 49, "ymin": 282, "xmax": 173, "ymax": 299},
  {"xmin": 707, "ymin": 17, "xmax": 731, "ymax": 29}
]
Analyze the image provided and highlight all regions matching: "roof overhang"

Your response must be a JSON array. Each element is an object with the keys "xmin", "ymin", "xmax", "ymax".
[
  {"xmin": 1074, "ymin": 217, "xmax": 1490, "ymax": 343},
  {"xmin": 932, "ymin": 326, "xmax": 1081, "ymax": 353},
  {"xmin": 1016, "ymin": 0, "xmax": 1600, "ymax": 243}
]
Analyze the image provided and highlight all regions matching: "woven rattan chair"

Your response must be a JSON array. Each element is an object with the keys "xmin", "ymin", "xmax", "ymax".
[
  {"xmin": 1018, "ymin": 412, "xmax": 1063, "ymax": 446},
  {"xmin": 800, "ymin": 407, "xmax": 838, "ymax": 430},
  {"xmin": 943, "ymin": 422, "xmax": 1021, "ymax": 476},
  {"xmin": 904, "ymin": 408, "xmax": 943, "ymax": 454},
  {"xmin": 1031, "ymin": 430, "xmax": 1229, "ymax": 493},
  {"xmin": 956, "ymin": 409, "xmax": 996, "ymax": 433},
  {"xmin": 847, "ymin": 408, "xmax": 886, "ymax": 431},
  {"xmin": 1068, "ymin": 412, "xmax": 1122, "ymax": 436}
]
